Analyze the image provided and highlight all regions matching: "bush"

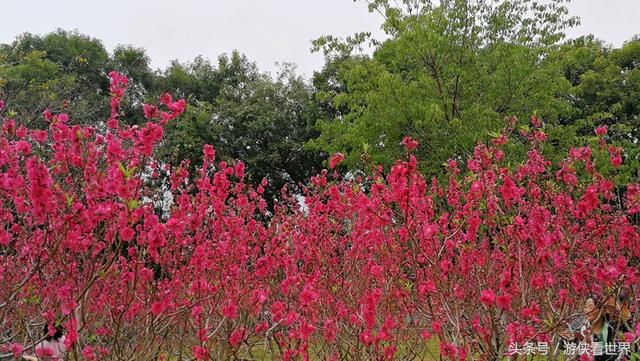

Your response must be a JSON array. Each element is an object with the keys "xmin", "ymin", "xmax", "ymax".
[{"xmin": 0, "ymin": 73, "xmax": 638, "ymax": 360}]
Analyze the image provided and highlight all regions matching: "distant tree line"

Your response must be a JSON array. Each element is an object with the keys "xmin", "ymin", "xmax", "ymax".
[{"xmin": 1, "ymin": 0, "xmax": 640, "ymax": 198}]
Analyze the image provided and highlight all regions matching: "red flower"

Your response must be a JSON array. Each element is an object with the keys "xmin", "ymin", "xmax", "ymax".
[
  {"xmin": 9, "ymin": 343, "xmax": 23, "ymax": 356},
  {"xmin": 480, "ymin": 289, "xmax": 496, "ymax": 306},
  {"xmin": 627, "ymin": 184, "xmax": 640, "ymax": 214},
  {"xmin": 82, "ymin": 346, "xmax": 96, "ymax": 360},
  {"xmin": 402, "ymin": 136, "xmax": 419, "ymax": 152},
  {"xmin": 234, "ymin": 161, "xmax": 245, "ymax": 179},
  {"xmin": 143, "ymin": 104, "xmax": 158, "ymax": 119},
  {"xmin": 168, "ymin": 99, "xmax": 187, "ymax": 115},
  {"xmin": 500, "ymin": 176, "xmax": 519, "ymax": 204},
  {"xmin": 192, "ymin": 346, "xmax": 209, "ymax": 360},
  {"xmin": 418, "ymin": 280, "xmax": 437, "ymax": 295},
  {"xmin": 151, "ymin": 301, "xmax": 166, "ymax": 315},
  {"xmin": 26, "ymin": 157, "xmax": 53, "ymax": 224},
  {"xmin": 0, "ymin": 229, "xmax": 10, "ymax": 246},
  {"xmin": 609, "ymin": 146, "xmax": 622, "ymax": 167},
  {"xmin": 329, "ymin": 153, "xmax": 344, "ymax": 169},
  {"xmin": 30, "ymin": 130, "xmax": 48, "ymax": 143},
  {"xmin": 432, "ymin": 321, "xmax": 442, "ymax": 334},
  {"xmin": 531, "ymin": 114, "xmax": 541, "ymax": 128},
  {"xmin": 496, "ymin": 294, "xmax": 513, "ymax": 311},
  {"xmin": 595, "ymin": 125, "xmax": 608, "ymax": 136},
  {"xmin": 229, "ymin": 328, "xmax": 245, "ymax": 347},
  {"xmin": 323, "ymin": 319, "xmax": 337, "ymax": 342},
  {"xmin": 222, "ymin": 301, "xmax": 238, "ymax": 319},
  {"xmin": 119, "ymin": 226, "xmax": 134, "ymax": 241},
  {"xmin": 203, "ymin": 144, "xmax": 216, "ymax": 162},
  {"xmin": 299, "ymin": 284, "xmax": 319, "ymax": 307},
  {"xmin": 520, "ymin": 302, "xmax": 540, "ymax": 321},
  {"xmin": 160, "ymin": 92, "xmax": 173, "ymax": 106},
  {"xmin": 36, "ymin": 346, "xmax": 54, "ymax": 358},
  {"xmin": 611, "ymin": 153, "xmax": 622, "ymax": 168},
  {"xmin": 58, "ymin": 113, "xmax": 69, "ymax": 123},
  {"xmin": 107, "ymin": 118, "xmax": 119, "ymax": 129},
  {"xmin": 64, "ymin": 318, "xmax": 78, "ymax": 349}
]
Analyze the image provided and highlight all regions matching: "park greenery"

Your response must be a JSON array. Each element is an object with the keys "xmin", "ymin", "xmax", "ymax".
[
  {"xmin": 1, "ymin": 1, "xmax": 640, "ymax": 191},
  {"xmin": 0, "ymin": 0, "xmax": 639, "ymax": 360}
]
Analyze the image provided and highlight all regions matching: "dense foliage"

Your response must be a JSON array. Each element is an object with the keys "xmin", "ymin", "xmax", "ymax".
[
  {"xmin": 0, "ymin": 73, "xmax": 638, "ymax": 360},
  {"xmin": 2, "ymin": 3, "xmax": 640, "ymax": 192},
  {"xmin": 310, "ymin": 0, "xmax": 576, "ymax": 174},
  {"xmin": 309, "ymin": 0, "xmax": 640, "ymax": 185},
  {"xmin": 0, "ymin": 33, "xmax": 322, "ymax": 201}
]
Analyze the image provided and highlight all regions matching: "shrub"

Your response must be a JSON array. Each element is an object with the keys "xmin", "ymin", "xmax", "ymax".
[{"xmin": 0, "ymin": 73, "xmax": 638, "ymax": 360}]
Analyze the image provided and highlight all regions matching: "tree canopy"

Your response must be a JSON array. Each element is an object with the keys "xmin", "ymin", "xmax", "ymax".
[
  {"xmin": 310, "ymin": 0, "xmax": 579, "ymax": 176},
  {"xmin": 1, "ymin": 1, "xmax": 639, "ymax": 194}
]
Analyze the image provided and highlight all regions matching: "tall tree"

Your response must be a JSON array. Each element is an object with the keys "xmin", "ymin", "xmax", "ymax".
[
  {"xmin": 311, "ymin": 0, "xmax": 577, "ymax": 176},
  {"xmin": 109, "ymin": 45, "xmax": 156, "ymax": 125},
  {"xmin": 0, "ymin": 30, "xmax": 110, "ymax": 126},
  {"xmin": 550, "ymin": 35, "xmax": 640, "ymax": 183},
  {"xmin": 158, "ymin": 52, "xmax": 323, "ymax": 200}
]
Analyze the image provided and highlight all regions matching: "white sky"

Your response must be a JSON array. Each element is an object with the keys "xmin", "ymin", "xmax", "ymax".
[{"xmin": 1, "ymin": 0, "xmax": 639, "ymax": 78}]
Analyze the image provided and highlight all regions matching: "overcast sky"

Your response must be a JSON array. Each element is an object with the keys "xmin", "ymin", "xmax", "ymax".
[{"xmin": 2, "ymin": 0, "xmax": 639, "ymax": 78}]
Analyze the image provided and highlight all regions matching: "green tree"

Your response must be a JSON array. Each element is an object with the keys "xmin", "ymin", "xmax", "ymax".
[
  {"xmin": 310, "ymin": 0, "xmax": 577, "ymax": 176},
  {"xmin": 109, "ymin": 45, "xmax": 156, "ymax": 125},
  {"xmin": 550, "ymin": 35, "xmax": 640, "ymax": 183},
  {"xmin": 0, "ymin": 29, "xmax": 110, "ymax": 125},
  {"xmin": 158, "ymin": 52, "xmax": 323, "ymax": 200},
  {"xmin": 156, "ymin": 55, "xmax": 223, "ymax": 104},
  {"xmin": 0, "ymin": 29, "xmax": 324, "ymax": 200}
]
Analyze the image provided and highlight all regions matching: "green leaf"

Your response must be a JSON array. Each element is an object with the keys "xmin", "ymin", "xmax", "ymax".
[
  {"xmin": 65, "ymin": 194, "xmax": 74, "ymax": 209},
  {"xmin": 126, "ymin": 199, "xmax": 139, "ymax": 211}
]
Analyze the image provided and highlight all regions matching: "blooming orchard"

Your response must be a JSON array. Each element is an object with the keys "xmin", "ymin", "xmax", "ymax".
[{"xmin": 0, "ymin": 73, "xmax": 639, "ymax": 360}]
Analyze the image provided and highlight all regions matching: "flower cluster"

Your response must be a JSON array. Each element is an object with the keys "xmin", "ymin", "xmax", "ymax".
[{"xmin": 0, "ymin": 73, "xmax": 638, "ymax": 360}]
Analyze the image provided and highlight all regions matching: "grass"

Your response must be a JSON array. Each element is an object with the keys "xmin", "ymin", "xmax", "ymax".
[{"xmin": 166, "ymin": 337, "xmax": 601, "ymax": 360}]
